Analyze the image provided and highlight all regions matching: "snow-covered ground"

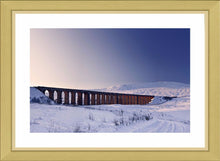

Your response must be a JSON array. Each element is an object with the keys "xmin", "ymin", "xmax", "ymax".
[{"xmin": 30, "ymin": 82, "xmax": 190, "ymax": 133}]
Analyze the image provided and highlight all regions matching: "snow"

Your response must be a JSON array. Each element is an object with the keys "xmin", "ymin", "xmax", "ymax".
[
  {"xmin": 97, "ymin": 81, "xmax": 190, "ymax": 97},
  {"xmin": 30, "ymin": 87, "xmax": 55, "ymax": 104},
  {"xmin": 30, "ymin": 82, "xmax": 190, "ymax": 133}
]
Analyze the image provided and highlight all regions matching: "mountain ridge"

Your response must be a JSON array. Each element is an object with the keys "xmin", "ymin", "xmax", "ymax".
[{"xmin": 95, "ymin": 81, "xmax": 190, "ymax": 97}]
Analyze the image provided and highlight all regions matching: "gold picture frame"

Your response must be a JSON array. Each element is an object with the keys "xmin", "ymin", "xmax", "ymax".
[{"xmin": 1, "ymin": 0, "xmax": 220, "ymax": 160}]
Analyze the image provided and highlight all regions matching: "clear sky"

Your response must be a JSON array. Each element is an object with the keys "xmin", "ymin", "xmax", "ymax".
[{"xmin": 30, "ymin": 28, "xmax": 190, "ymax": 89}]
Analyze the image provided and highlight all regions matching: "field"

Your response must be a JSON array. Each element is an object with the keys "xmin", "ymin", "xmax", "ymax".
[{"xmin": 30, "ymin": 82, "xmax": 190, "ymax": 133}]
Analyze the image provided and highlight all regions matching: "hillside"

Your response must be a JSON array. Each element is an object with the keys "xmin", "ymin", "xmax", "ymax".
[
  {"xmin": 96, "ymin": 81, "xmax": 190, "ymax": 97},
  {"xmin": 30, "ymin": 81, "xmax": 190, "ymax": 133}
]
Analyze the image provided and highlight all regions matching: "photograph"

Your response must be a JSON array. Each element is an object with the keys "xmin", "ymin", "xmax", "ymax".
[
  {"xmin": 1, "ymin": 0, "xmax": 218, "ymax": 159},
  {"xmin": 30, "ymin": 28, "xmax": 190, "ymax": 133}
]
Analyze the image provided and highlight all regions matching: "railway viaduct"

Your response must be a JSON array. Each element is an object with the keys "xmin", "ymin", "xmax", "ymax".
[{"xmin": 35, "ymin": 86, "xmax": 155, "ymax": 105}]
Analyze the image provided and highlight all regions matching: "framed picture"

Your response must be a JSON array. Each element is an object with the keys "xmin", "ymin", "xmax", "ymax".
[{"xmin": 1, "ymin": 0, "xmax": 220, "ymax": 161}]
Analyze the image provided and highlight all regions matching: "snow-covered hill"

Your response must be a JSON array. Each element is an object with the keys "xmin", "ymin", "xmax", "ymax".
[
  {"xmin": 30, "ymin": 87, "xmax": 54, "ymax": 104},
  {"xmin": 97, "ymin": 81, "xmax": 190, "ymax": 97}
]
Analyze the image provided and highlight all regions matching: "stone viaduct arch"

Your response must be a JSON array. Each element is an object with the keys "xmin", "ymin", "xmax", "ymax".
[{"xmin": 35, "ymin": 86, "xmax": 155, "ymax": 106}]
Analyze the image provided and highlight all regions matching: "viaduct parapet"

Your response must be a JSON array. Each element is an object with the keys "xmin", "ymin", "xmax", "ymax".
[{"xmin": 35, "ymin": 86, "xmax": 155, "ymax": 105}]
